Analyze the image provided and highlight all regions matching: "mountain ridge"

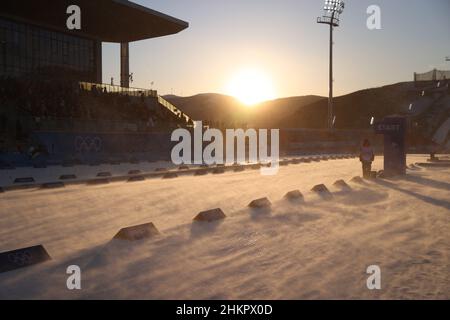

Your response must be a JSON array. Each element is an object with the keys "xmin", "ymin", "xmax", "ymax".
[{"xmin": 165, "ymin": 81, "xmax": 418, "ymax": 129}]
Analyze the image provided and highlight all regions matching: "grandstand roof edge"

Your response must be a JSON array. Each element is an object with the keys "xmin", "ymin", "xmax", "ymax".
[{"xmin": 0, "ymin": 0, "xmax": 189, "ymax": 42}]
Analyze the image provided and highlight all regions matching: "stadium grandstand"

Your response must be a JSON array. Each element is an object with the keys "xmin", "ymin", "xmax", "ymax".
[
  {"xmin": 405, "ymin": 69, "xmax": 450, "ymax": 152},
  {"xmin": 281, "ymin": 68, "xmax": 450, "ymax": 156},
  {"xmin": 0, "ymin": 0, "xmax": 192, "ymax": 166}
]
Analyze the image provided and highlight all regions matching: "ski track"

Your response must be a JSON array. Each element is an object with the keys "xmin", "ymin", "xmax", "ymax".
[{"xmin": 0, "ymin": 155, "xmax": 449, "ymax": 299}]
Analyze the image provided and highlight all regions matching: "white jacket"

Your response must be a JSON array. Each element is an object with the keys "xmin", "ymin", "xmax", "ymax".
[{"xmin": 360, "ymin": 146, "xmax": 374, "ymax": 162}]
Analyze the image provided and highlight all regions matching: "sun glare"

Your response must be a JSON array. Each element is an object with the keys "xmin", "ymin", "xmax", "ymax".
[{"xmin": 226, "ymin": 69, "xmax": 276, "ymax": 106}]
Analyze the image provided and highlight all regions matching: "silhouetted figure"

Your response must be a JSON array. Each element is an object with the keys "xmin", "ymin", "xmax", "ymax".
[
  {"xmin": 430, "ymin": 152, "xmax": 437, "ymax": 161},
  {"xmin": 360, "ymin": 139, "xmax": 374, "ymax": 178}
]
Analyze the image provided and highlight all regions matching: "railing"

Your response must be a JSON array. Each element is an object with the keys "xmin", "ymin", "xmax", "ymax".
[
  {"xmin": 79, "ymin": 82, "xmax": 158, "ymax": 98},
  {"xmin": 414, "ymin": 69, "xmax": 450, "ymax": 82},
  {"xmin": 158, "ymin": 95, "xmax": 193, "ymax": 124},
  {"xmin": 79, "ymin": 81, "xmax": 193, "ymax": 125}
]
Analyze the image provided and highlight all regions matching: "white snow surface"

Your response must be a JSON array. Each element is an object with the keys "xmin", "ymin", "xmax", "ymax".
[{"xmin": 0, "ymin": 155, "xmax": 449, "ymax": 299}]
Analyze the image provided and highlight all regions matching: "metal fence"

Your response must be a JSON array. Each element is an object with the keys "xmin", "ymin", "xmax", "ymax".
[
  {"xmin": 79, "ymin": 81, "xmax": 192, "ymax": 124},
  {"xmin": 414, "ymin": 69, "xmax": 450, "ymax": 82},
  {"xmin": 79, "ymin": 82, "xmax": 158, "ymax": 98}
]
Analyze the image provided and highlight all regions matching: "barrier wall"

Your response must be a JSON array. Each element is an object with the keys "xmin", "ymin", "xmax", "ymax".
[
  {"xmin": 34, "ymin": 131, "xmax": 174, "ymax": 162},
  {"xmin": 1, "ymin": 128, "xmax": 374, "ymax": 166},
  {"xmin": 281, "ymin": 129, "xmax": 382, "ymax": 156}
]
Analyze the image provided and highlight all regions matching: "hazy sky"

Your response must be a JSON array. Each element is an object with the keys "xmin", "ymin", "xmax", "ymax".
[{"xmin": 102, "ymin": 0, "xmax": 450, "ymax": 98}]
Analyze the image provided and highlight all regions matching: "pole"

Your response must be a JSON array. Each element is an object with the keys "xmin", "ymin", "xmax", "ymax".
[
  {"xmin": 328, "ymin": 12, "xmax": 335, "ymax": 130},
  {"xmin": 120, "ymin": 42, "xmax": 130, "ymax": 88}
]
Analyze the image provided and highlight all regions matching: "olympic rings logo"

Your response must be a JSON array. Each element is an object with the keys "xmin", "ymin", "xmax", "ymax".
[
  {"xmin": 8, "ymin": 251, "xmax": 33, "ymax": 266},
  {"xmin": 75, "ymin": 136, "xmax": 102, "ymax": 153}
]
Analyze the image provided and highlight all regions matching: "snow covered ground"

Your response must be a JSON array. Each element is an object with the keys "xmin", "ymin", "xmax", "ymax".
[
  {"xmin": 0, "ymin": 155, "xmax": 449, "ymax": 299},
  {"xmin": 0, "ymin": 160, "xmax": 179, "ymax": 187}
]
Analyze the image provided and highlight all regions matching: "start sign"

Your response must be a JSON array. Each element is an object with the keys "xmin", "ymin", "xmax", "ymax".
[
  {"xmin": 375, "ymin": 123, "xmax": 402, "ymax": 134},
  {"xmin": 374, "ymin": 116, "xmax": 407, "ymax": 176}
]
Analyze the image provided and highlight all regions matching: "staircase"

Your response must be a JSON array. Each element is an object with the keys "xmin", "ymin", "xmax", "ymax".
[
  {"xmin": 423, "ymin": 95, "xmax": 449, "ymax": 137},
  {"xmin": 432, "ymin": 118, "xmax": 450, "ymax": 148},
  {"xmin": 410, "ymin": 82, "xmax": 450, "ymax": 146},
  {"xmin": 157, "ymin": 95, "xmax": 193, "ymax": 125}
]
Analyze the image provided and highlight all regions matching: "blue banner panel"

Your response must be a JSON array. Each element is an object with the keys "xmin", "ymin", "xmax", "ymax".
[{"xmin": 32, "ymin": 131, "xmax": 174, "ymax": 163}]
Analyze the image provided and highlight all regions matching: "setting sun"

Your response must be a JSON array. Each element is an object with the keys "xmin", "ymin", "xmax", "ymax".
[{"xmin": 226, "ymin": 69, "xmax": 276, "ymax": 106}]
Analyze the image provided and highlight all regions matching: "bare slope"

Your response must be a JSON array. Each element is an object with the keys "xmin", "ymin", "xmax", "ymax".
[
  {"xmin": 165, "ymin": 93, "xmax": 325, "ymax": 127},
  {"xmin": 166, "ymin": 82, "xmax": 417, "ymax": 129}
]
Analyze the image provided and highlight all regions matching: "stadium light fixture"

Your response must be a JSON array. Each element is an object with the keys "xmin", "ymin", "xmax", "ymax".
[{"xmin": 317, "ymin": 0, "xmax": 345, "ymax": 130}]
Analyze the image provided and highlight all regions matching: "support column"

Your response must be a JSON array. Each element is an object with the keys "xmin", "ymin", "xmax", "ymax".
[
  {"xmin": 329, "ymin": 20, "xmax": 333, "ymax": 130},
  {"xmin": 95, "ymin": 40, "xmax": 102, "ymax": 83},
  {"xmin": 120, "ymin": 42, "xmax": 130, "ymax": 88}
]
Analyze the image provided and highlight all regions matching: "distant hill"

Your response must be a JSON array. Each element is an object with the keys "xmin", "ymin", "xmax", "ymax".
[
  {"xmin": 282, "ymin": 82, "xmax": 417, "ymax": 129},
  {"xmin": 165, "ymin": 82, "xmax": 419, "ymax": 129},
  {"xmin": 165, "ymin": 94, "xmax": 325, "ymax": 127},
  {"xmin": 165, "ymin": 93, "xmax": 247, "ymax": 124}
]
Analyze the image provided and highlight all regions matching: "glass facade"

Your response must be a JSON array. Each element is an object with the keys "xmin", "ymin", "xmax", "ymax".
[{"xmin": 0, "ymin": 17, "xmax": 98, "ymax": 81}]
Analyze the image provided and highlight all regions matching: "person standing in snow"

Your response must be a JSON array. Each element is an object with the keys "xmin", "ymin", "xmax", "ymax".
[{"xmin": 360, "ymin": 139, "xmax": 375, "ymax": 178}]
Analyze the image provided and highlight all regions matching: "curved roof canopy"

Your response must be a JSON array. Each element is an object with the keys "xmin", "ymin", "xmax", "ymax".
[{"xmin": 1, "ymin": 0, "xmax": 189, "ymax": 42}]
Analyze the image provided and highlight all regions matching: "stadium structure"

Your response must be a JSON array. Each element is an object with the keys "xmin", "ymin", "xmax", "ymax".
[
  {"xmin": 407, "ymin": 69, "xmax": 450, "ymax": 151},
  {"xmin": 0, "ymin": 0, "xmax": 193, "ymax": 167},
  {"xmin": 284, "ymin": 68, "xmax": 450, "ymax": 156}
]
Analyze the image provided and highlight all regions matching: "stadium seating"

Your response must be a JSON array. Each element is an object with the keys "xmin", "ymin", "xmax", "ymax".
[{"xmin": 0, "ymin": 77, "xmax": 190, "ymax": 166}]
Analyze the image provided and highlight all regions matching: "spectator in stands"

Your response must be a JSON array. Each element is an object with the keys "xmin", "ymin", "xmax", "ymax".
[
  {"xmin": 146, "ymin": 116, "xmax": 154, "ymax": 129},
  {"xmin": 1, "ymin": 76, "xmax": 190, "ymax": 134},
  {"xmin": 28, "ymin": 143, "xmax": 48, "ymax": 160},
  {"xmin": 360, "ymin": 139, "xmax": 375, "ymax": 178}
]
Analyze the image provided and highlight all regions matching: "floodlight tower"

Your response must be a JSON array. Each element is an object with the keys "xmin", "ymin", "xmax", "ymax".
[{"xmin": 317, "ymin": 0, "xmax": 345, "ymax": 130}]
